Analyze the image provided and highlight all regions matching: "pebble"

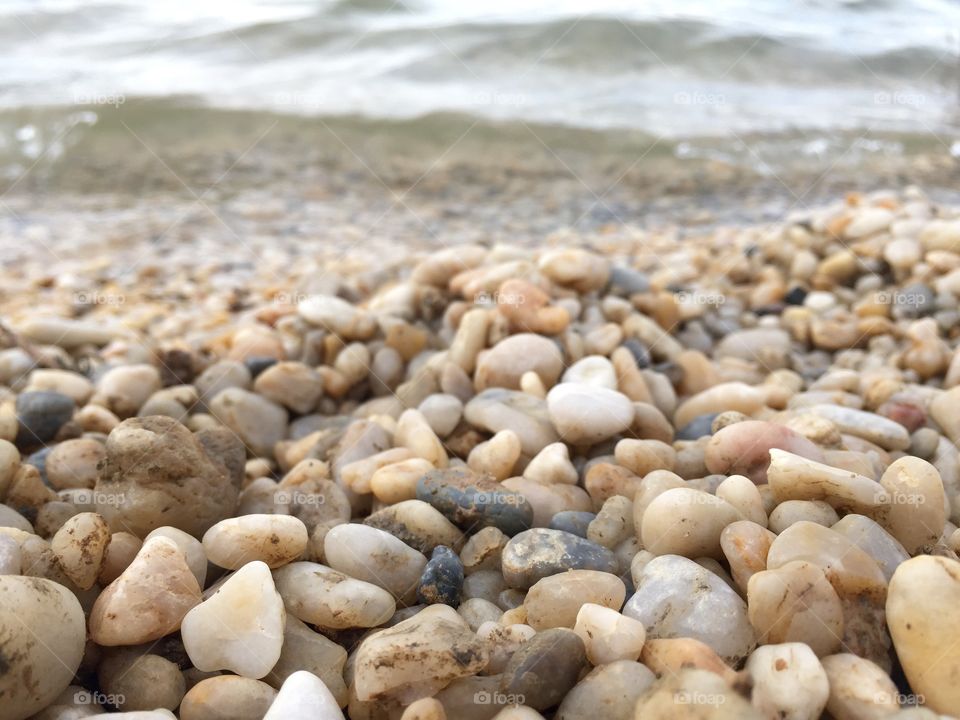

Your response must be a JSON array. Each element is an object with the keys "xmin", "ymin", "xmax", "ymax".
[
  {"xmin": 562, "ymin": 355, "xmax": 618, "ymax": 389},
  {"xmin": 877, "ymin": 455, "xmax": 946, "ymax": 554},
  {"xmin": 264, "ymin": 615, "xmax": 347, "ymax": 704},
  {"xmin": 675, "ymin": 412, "xmax": 718, "ymax": 440},
  {"xmin": 556, "ymin": 660, "xmax": 654, "ymax": 720},
  {"xmin": 45, "ymin": 437, "xmax": 105, "ymax": 490},
  {"xmin": 887, "ymin": 555, "xmax": 960, "ymax": 714},
  {"xmin": 353, "ymin": 604, "xmax": 488, "ymax": 703},
  {"xmin": 572, "ymin": 602, "xmax": 645, "ymax": 664},
  {"xmin": 298, "ymin": 294, "xmax": 375, "ymax": 340},
  {"xmin": 202, "ymin": 514, "xmax": 308, "ymax": 569},
  {"xmin": 460, "ymin": 526, "xmax": 508, "ymax": 574},
  {"xmin": 417, "ymin": 468, "xmax": 534, "ymax": 537},
  {"xmin": 418, "ymin": 393, "xmax": 463, "ymax": 437},
  {"xmin": 0, "ymin": 576, "xmax": 86, "ymax": 720},
  {"xmin": 634, "ymin": 668, "xmax": 762, "ymax": 719},
  {"xmin": 50, "ymin": 511, "xmax": 111, "ymax": 589},
  {"xmin": 209, "ymin": 387, "xmax": 288, "ymax": 457},
  {"xmin": 369, "ymin": 457, "xmax": 435, "ymax": 504},
  {"xmin": 821, "ymin": 653, "xmax": 900, "ymax": 719},
  {"xmin": 539, "ymin": 248, "xmax": 610, "ymax": 292},
  {"xmin": 746, "ymin": 643, "xmax": 829, "ymax": 720},
  {"xmin": 623, "ymin": 554, "xmax": 755, "ymax": 665},
  {"xmin": 180, "ymin": 676, "xmax": 278, "ymax": 720},
  {"xmin": 640, "ymin": 488, "xmax": 741, "ymax": 559},
  {"xmin": 501, "ymin": 528, "xmax": 618, "ymax": 588},
  {"xmin": 548, "ymin": 510, "xmax": 595, "ymax": 537},
  {"xmin": 614, "ymin": 438, "xmax": 675, "ymax": 476},
  {"xmin": 182, "ymin": 560, "xmax": 286, "ymax": 679},
  {"xmin": 523, "ymin": 569, "xmax": 625, "ymax": 630},
  {"xmin": 807, "ymin": 403, "xmax": 911, "ymax": 451},
  {"xmin": 274, "ymin": 561, "xmax": 396, "ymax": 630},
  {"xmin": 417, "ymin": 545, "xmax": 464, "ymax": 605},
  {"xmin": 15, "ymin": 390, "xmax": 75, "ymax": 445},
  {"xmin": 464, "ymin": 389, "xmax": 559, "ymax": 455},
  {"xmin": 145, "ymin": 526, "xmax": 208, "ymax": 586},
  {"xmin": 263, "ymin": 670, "xmax": 345, "ymax": 720},
  {"xmin": 546, "ymin": 383, "xmax": 634, "ymax": 445},
  {"xmin": 395, "ymin": 408, "xmax": 448, "ymax": 468},
  {"xmin": 92, "ymin": 364, "xmax": 162, "ymax": 418},
  {"xmin": 98, "ymin": 650, "xmax": 185, "ymax": 712},
  {"xmin": 499, "ymin": 628, "xmax": 587, "ymax": 711},
  {"xmin": 468, "ymin": 429, "xmax": 522, "ymax": 481},
  {"xmin": 24, "ymin": 368, "xmax": 94, "ymax": 404},
  {"xmin": 365, "ymin": 499, "xmax": 464, "ymax": 554},
  {"xmin": 706, "ymin": 420, "xmax": 825, "ymax": 482},
  {"xmin": 94, "ymin": 416, "xmax": 243, "ymax": 537},
  {"xmin": 323, "ymin": 523, "xmax": 428, "ymax": 602},
  {"xmin": 253, "ymin": 361, "xmax": 324, "ymax": 414},
  {"xmin": 831, "ymin": 513, "xmax": 909, "ymax": 582},
  {"xmin": 89, "ymin": 536, "xmax": 201, "ymax": 645},
  {"xmin": 475, "ymin": 333, "xmax": 564, "ymax": 391},
  {"xmin": 523, "ymin": 442, "xmax": 578, "ymax": 485}
]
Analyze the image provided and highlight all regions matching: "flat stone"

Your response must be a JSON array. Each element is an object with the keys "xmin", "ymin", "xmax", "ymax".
[
  {"xmin": 89, "ymin": 536, "xmax": 202, "ymax": 646},
  {"xmin": 253, "ymin": 362, "xmax": 324, "ymax": 415},
  {"xmin": 705, "ymin": 420, "xmax": 825, "ymax": 483},
  {"xmin": 417, "ymin": 467, "xmax": 534, "ymax": 537},
  {"xmin": 353, "ymin": 604, "xmax": 489, "ymax": 703},
  {"xmin": 807, "ymin": 404, "xmax": 911, "ymax": 451},
  {"xmin": 297, "ymin": 294, "xmax": 375, "ymax": 340},
  {"xmin": 623, "ymin": 554, "xmax": 755, "ymax": 665},
  {"xmin": 501, "ymin": 528, "xmax": 618, "ymax": 589},
  {"xmin": 15, "ymin": 391, "xmax": 74, "ymax": 445},
  {"xmin": 323, "ymin": 523, "xmax": 427, "ymax": 602},
  {"xmin": 0, "ymin": 576, "xmax": 86, "ymax": 720},
  {"xmin": 273, "ymin": 561, "xmax": 396, "ymax": 629},
  {"xmin": 499, "ymin": 628, "xmax": 587, "ymax": 711},
  {"xmin": 98, "ymin": 650, "xmax": 185, "ymax": 712},
  {"xmin": 182, "ymin": 561, "xmax": 286, "ymax": 679},
  {"xmin": 93, "ymin": 364, "xmax": 162, "ymax": 418},
  {"xmin": 202, "ymin": 514, "xmax": 308, "ymax": 569}
]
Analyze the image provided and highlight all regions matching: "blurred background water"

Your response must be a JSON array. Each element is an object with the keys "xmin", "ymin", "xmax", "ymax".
[{"xmin": 1, "ymin": 0, "xmax": 959, "ymax": 204}]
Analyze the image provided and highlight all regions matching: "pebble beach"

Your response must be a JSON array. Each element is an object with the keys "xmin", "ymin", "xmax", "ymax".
[{"xmin": 2, "ymin": 183, "xmax": 960, "ymax": 720}]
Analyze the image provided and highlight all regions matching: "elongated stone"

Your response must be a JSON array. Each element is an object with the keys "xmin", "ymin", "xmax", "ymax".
[
  {"xmin": 501, "ymin": 528, "xmax": 617, "ymax": 589},
  {"xmin": 273, "ymin": 561, "xmax": 396, "ymax": 628}
]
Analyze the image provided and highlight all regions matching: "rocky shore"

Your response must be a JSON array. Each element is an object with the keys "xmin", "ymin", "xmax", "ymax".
[{"xmin": 3, "ymin": 187, "xmax": 960, "ymax": 718}]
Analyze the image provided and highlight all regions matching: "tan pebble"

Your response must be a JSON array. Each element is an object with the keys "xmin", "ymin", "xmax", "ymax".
[
  {"xmin": 341, "ymin": 447, "xmax": 416, "ymax": 494},
  {"xmin": 768, "ymin": 500, "xmax": 838, "ymax": 533},
  {"xmin": 747, "ymin": 560, "xmax": 844, "ymax": 657},
  {"xmin": 584, "ymin": 462, "xmax": 643, "ymax": 507},
  {"xmin": 821, "ymin": 653, "xmax": 899, "ymax": 719},
  {"xmin": 202, "ymin": 514, "xmax": 307, "ymax": 569},
  {"xmin": 523, "ymin": 569, "xmax": 625, "ymax": 630},
  {"xmin": 877, "ymin": 456, "xmax": 946, "ymax": 554},
  {"xmin": 716, "ymin": 475, "xmax": 767, "ymax": 527},
  {"xmin": 400, "ymin": 697, "xmax": 447, "ymax": 720},
  {"xmin": 179, "ymin": 676, "xmax": 278, "ymax": 720},
  {"xmin": 720, "ymin": 520, "xmax": 777, "ymax": 593},
  {"xmin": 614, "ymin": 438, "xmax": 675, "ymax": 476},
  {"xmin": 97, "ymin": 531, "xmax": 142, "ymax": 585},
  {"xmin": 395, "ymin": 409, "xmax": 448, "ymax": 468},
  {"xmin": 45, "ymin": 438, "xmax": 105, "ymax": 490},
  {"xmin": 51, "ymin": 512, "xmax": 110, "ymax": 590},
  {"xmin": 369, "ymin": 457, "xmax": 435, "ymax": 504},
  {"xmin": 640, "ymin": 488, "xmax": 741, "ymax": 559},
  {"xmin": 89, "ymin": 536, "xmax": 202, "ymax": 646},
  {"xmin": 468, "ymin": 429, "xmax": 521, "ymax": 481},
  {"xmin": 523, "ymin": 442, "xmax": 578, "ymax": 485},
  {"xmin": 573, "ymin": 602, "xmax": 645, "ymax": 664}
]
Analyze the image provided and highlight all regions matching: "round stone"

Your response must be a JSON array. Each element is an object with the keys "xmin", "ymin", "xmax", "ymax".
[
  {"xmin": 202, "ymin": 514, "xmax": 308, "ymax": 569},
  {"xmin": 546, "ymin": 384, "xmax": 634, "ymax": 445},
  {"xmin": 501, "ymin": 528, "xmax": 618, "ymax": 589}
]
